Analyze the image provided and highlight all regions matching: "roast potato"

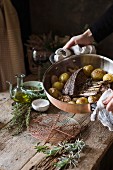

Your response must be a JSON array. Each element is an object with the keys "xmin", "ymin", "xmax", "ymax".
[
  {"xmin": 76, "ymin": 97, "xmax": 88, "ymax": 104},
  {"xmin": 83, "ymin": 65, "xmax": 94, "ymax": 77},
  {"xmin": 88, "ymin": 95, "xmax": 99, "ymax": 103},
  {"xmin": 52, "ymin": 81, "xmax": 64, "ymax": 91},
  {"xmin": 91, "ymin": 68, "xmax": 106, "ymax": 81},
  {"xmin": 59, "ymin": 73, "xmax": 70, "ymax": 83},
  {"xmin": 68, "ymin": 101, "xmax": 76, "ymax": 104},
  {"xmin": 103, "ymin": 73, "xmax": 113, "ymax": 83},
  {"xmin": 48, "ymin": 88, "xmax": 61, "ymax": 99}
]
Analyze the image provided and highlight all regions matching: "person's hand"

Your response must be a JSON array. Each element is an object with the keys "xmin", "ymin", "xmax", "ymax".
[
  {"xmin": 103, "ymin": 93, "xmax": 113, "ymax": 112},
  {"xmin": 63, "ymin": 29, "xmax": 95, "ymax": 49}
]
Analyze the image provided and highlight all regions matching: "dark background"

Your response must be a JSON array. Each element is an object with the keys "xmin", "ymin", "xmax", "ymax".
[{"xmin": 11, "ymin": 0, "xmax": 113, "ymax": 68}]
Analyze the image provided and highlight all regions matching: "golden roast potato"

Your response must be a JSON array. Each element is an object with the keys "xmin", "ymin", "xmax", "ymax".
[
  {"xmin": 83, "ymin": 65, "xmax": 94, "ymax": 77},
  {"xmin": 91, "ymin": 68, "xmax": 106, "ymax": 81},
  {"xmin": 52, "ymin": 81, "xmax": 64, "ymax": 91},
  {"xmin": 48, "ymin": 88, "xmax": 61, "ymax": 99},
  {"xmin": 103, "ymin": 73, "xmax": 113, "ymax": 83},
  {"xmin": 68, "ymin": 101, "xmax": 76, "ymax": 104},
  {"xmin": 59, "ymin": 73, "xmax": 70, "ymax": 83},
  {"xmin": 88, "ymin": 95, "xmax": 99, "ymax": 103},
  {"xmin": 76, "ymin": 97, "xmax": 88, "ymax": 104}
]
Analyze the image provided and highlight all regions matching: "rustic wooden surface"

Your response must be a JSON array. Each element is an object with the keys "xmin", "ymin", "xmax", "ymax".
[{"xmin": 0, "ymin": 74, "xmax": 113, "ymax": 170}]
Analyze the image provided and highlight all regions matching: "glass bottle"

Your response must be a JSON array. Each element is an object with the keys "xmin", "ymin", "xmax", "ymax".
[{"xmin": 11, "ymin": 74, "xmax": 31, "ymax": 103}]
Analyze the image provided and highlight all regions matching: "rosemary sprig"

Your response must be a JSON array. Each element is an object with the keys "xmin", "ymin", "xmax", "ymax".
[{"xmin": 35, "ymin": 138, "xmax": 86, "ymax": 169}]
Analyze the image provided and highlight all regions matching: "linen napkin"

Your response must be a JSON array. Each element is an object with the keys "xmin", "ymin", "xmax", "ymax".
[
  {"xmin": 54, "ymin": 45, "xmax": 96, "ymax": 62},
  {"xmin": 90, "ymin": 88, "xmax": 113, "ymax": 131},
  {"xmin": 71, "ymin": 44, "xmax": 96, "ymax": 55}
]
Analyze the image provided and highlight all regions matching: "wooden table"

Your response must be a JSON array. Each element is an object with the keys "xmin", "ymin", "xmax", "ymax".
[{"xmin": 0, "ymin": 74, "xmax": 113, "ymax": 170}]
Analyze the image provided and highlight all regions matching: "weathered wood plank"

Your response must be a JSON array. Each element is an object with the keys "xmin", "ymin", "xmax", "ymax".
[
  {"xmin": 1, "ymin": 101, "xmax": 113, "ymax": 170},
  {"xmin": 0, "ymin": 91, "xmax": 10, "ymax": 104},
  {"xmin": 21, "ymin": 116, "xmax": 113, "ymax": 170},
  {"xmin": 75, "ymin": 120, "xmax": 113, "ymax": 170},
  {"xmin": 0, "ymin": 92, "xmax": 12, "ymax": 128},
  {"xmin": 0, "ymin": 91, "xmax": 13, "ymax": 129},
  {"xmin": 0, "ymin": 111, "xmax": 113, "ymax": 170},
  {"xmin": 0, "ymin": 100, "xmax": 13, "ymax": 128},
  {"xmin": 21, "ymin": 151, "xmax": 46, "ymax": 170},
  {"xmin": 0, "ymin": 130, "xmax": 38, "ymax": 170}
]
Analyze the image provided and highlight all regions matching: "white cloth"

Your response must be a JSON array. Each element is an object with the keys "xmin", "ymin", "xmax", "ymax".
[
  {"xmin": 71, "ymin": 44, "xmax": 96, "ymax": 55},
  {"xmin": 54, "ymin": 45, "xmax": 96, "ymax": 62},
  {"xmin": 54, "ymin": 48, "xmax": 72, "ymax": 62},
  {"xmin": 90, "ymin": 89, "xmax": 113, "ymax": 131}
]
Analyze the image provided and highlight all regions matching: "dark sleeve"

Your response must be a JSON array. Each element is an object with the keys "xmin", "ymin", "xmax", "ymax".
[{"xmin": 89, "ymin": 4, "xmax": 113, "ymax": 43}]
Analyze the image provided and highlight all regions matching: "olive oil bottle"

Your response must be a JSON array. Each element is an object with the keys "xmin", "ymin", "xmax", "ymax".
[{"xmin": 11, "ymin": 74, "xmax": 31, "ymax": 103}]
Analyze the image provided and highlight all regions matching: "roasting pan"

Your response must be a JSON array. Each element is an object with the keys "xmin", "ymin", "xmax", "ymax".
[{"xmin": 43, "ymin": 54, "xmax": 113, "ymax": 114}]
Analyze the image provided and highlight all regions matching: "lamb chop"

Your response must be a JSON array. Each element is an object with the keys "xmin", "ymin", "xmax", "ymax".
[{"xmin": 79, "ymin": 80, "xmax": 110, "ymax": 97}]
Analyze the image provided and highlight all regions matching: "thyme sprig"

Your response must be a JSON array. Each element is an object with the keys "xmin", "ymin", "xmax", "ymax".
[
  {"xmin": 8, "ymin": 103, "xmax": 32, "ymax": 135},
  {"xmin": 35, "ymin": 138, "xmax": 85, "ymax": 169}
]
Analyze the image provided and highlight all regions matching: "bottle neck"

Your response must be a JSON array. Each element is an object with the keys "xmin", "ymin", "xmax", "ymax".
[
  {"xmin": 17, "ymin": 77, "xmax": 22, "ymax": 88},
  {"xmin": 15, "ymin": 74, "xmax": 25, "ymax": 88}
]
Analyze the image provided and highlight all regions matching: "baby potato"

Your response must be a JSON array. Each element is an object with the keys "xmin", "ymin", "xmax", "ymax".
[
  {"xmin": 103, "ymin": 73, "xmax": 113, "ymax": 83},
  {"xmin": 76, "ymin": 97, "xmax": 88, "ymax": 104},
  {"xmin": 83, "ymin": 65, "xmax": 94, "ymax": 77},
  {"xmin": 59, "ymin": 73, "xmax": 70, "ymax": 83},
  {"xmin": 48, "ymin": 88, "xmax": 61, "ymax": 99},
  {"xmin": 91, "ymin": 68, "xmax": 106, "ymax": 81},
  {"xmin": 68, "ymin": 101, "xmax": 76, "ymax": 104},
  {"xmin": 52, "ymin": 81, "xmax": 64, "ymax": 91},
  {"xmin": 88, "ymin": 95, "xmax": 98, "ymax": 103},
  {"xmin": 58, "ymin": 95, "xmax": 71, "ymax": 102},
  {"xmin": 51, "ymin": 75, "xmax": 58, "ymax": 84}
]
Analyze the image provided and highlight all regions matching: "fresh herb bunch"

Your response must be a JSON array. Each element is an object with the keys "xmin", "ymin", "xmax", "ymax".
[
  {"xmin": 8, "ymin": 103, "xmax": 32, "ymax": 135},
  {"xmin": 35, "ymin": 139, "xmax": 85, "ymax": 169},
  {"xmin": 9, "ymin": 90, "xmax": 47, "ymax": 135}
]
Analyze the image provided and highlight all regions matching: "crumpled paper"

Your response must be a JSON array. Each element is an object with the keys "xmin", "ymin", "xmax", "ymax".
[
  {"xmin": 90, "ymin": 88, "xmax": 113, "ymax": 131},
  {"xmin": 54, "ymin": 45, "xmax": 96, "ymax": 62}
]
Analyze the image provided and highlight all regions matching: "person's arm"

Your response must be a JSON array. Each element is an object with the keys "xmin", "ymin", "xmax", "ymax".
[
  {"xmin": 64, "ymin": 4, "xmax": 113, "ymax": 49},
  {"xmin": 63, "ymin": 29, "xmax": 95, "ymax": 49},
  {"xmin": 89, "ymin": 4, "xmax": 113, "ymax": 43}
]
